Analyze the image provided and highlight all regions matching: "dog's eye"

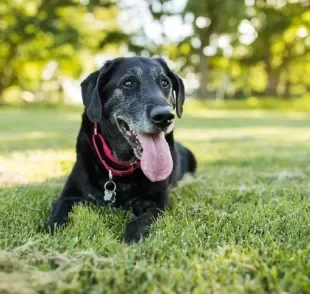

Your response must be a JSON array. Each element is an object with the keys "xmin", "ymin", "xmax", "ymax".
[
  {"xmin": 161, "ymin": 79, "xmax": 169, "ymax": 88},
  {"xmin": 123, "ymin": 79, "xmax": 134, "ymax": 88}
]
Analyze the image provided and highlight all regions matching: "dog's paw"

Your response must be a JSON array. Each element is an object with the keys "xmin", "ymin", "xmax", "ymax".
[
  {"xmin": 47, "ymin": 217, "xmax": 67, "ymax": 234},
  {"xmin": 124, "ymin": 219, "xmax": 149, "ymax": 244}
]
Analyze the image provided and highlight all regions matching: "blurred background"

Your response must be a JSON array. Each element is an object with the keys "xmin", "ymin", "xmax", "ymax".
[
  {"xmin": 1, "ymin": 0, "xmax": 310, "ymax": 108},
  {"xmin": 2, "ymin": 1, "xmax": 310, "ymax": 289}
]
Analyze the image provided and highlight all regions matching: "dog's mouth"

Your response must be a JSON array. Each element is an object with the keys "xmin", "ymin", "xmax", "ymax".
[
  {"xmin": 117, "ymin": 118, "xmax": 143, "ymax": 159},
  {"xmin": 116, "ymin": 117, "xmax": 173, "ymax": 182}
]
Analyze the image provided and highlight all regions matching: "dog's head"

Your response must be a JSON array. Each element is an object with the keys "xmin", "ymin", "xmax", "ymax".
[{"xmin": 81, "ymin": 57, "xmax": 185, "ymax": 174}]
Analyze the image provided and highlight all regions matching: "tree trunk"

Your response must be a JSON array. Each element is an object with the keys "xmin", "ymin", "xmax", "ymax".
[
  {"xmin": 198, "ymin": 47, "xmax": 208, "ymax": 99},
  {"xmin": 265, "ymin": 72, "xmax": 279, "ymax": 96},
  {"xmin": 283, "ymin": 79, "xmax": 291, "ymax": 98},
  {"xmin": 197, "ymin": 29, "xmax": 210, "ymax": 99},
  {"xmin": 282, "ymin": 66, "xmax": 292, "ymax": 99},
  {"xmin": 264, "ymin": 46, "xmax": 279, "ymax": 97},
  {"xmin": 0, "ymin": 82, "xmax": 5, "ymax": 105}
]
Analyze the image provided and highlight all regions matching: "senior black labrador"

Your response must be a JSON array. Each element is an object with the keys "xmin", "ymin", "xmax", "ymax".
[{"xmin": 48, "ymin": 57, "xmax": 196, "ymax": 243}]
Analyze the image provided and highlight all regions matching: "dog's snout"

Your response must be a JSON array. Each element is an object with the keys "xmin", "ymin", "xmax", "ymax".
[{"xmin": 150, "ymin": 105, "xmax": 175, "ymax": 128}]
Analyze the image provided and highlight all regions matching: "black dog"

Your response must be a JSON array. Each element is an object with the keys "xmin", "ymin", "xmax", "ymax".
[{"xmin": 48, "ymin": 57, "xmax": 196, "ymax": 243}]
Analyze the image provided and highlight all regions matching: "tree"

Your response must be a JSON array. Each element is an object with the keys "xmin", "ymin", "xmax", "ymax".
[
  {"xmin": 238, "ymin": 1, "xmax": 310, "ymax": 97},
  {"xmin": 145, "ymin": 0, "xmax": 246, "ymax": 98},
  {"xmin": 185, "ymin": 0, "xmax": 246, "ymax": 98},
  {"xmin": 0, "ymin": 0, "xmax": 126, "ymax": 103}
]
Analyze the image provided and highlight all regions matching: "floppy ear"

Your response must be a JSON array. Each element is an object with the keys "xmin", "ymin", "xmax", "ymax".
[
  {"xmin": 80, "ymin": 61, "xmax": 113, "ymax": 122},
  {"xmin": 156, "ymin": 58, "xmax": 185, "ymax": 118},
  {"xmin": 170, "ymin": 71, "xmax": 185, "ymax": 118},
  {"xmin": 81, "ymin": 70, "xmax": 101, "ymax": 122}
]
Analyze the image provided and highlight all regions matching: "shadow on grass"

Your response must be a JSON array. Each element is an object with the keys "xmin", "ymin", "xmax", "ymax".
[
  {"xmin": 1, "ymin": 114, "xmax": 309, "ymax": 154},
  {"xmin": 198, "ymin": 153, "xmax": 310, "ymax": 169},
  {"xmin": 214, "ymin": 157, "xmax": 304, "ymax": 170},
  {"xmin": 0, "ymin": 133, "xmax": 77, "ymax": 153},
  {"xmin": 177, "ymin": 113, "xmax": 310, "ymax": 130},
  {"xmin": 0, "ymin": 108, "xmax": 81, "ymax": 153}
]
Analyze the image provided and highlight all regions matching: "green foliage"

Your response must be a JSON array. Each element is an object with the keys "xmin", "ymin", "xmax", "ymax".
[
  {"xmin": 238, "ymin": 1, "xmax": 310, "ymax": 96},
  {"xmin": 185, "ymin": 0, "xmax": 246, "ymax": 35},
  {"xmin": 146, "ymin": 1, "xmax": 310, "ymax": 98},
  {"xmin": 0, "ymin": 0, "xmax": 126, "ymax": 102},
  {"xmin": 1, "ymin": 106, "xmax": 310, "ymax": 292},
  {"xmin": 1, "ymin": 0, "xmax": 310, "ymax": 103}
]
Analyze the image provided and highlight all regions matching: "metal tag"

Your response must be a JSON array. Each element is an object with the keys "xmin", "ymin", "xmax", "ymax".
[
  {"xmin": 104, "ymin": 171, "xmax": 116, "ymax": 203},
  {"xmin": 104, "ymin": 189, "xmax": 116, "ymax": 203}
]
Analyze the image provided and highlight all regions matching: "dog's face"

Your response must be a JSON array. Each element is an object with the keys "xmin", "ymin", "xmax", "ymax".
[{"xmin": 81, "ymin": 57, "xmax": 185, "ymax": 161}]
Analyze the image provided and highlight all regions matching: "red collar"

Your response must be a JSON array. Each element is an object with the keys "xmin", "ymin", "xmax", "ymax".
[{"xmin": 92, "ymin": 123, "xmax": 141, "ymax": 177}]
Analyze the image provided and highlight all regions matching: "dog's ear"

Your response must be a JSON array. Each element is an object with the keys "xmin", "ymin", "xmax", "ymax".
[
  {"xmin": 156, "ymin": 58, "xmax": 185, "ymax": 118},
  {"xmin": 171, "ymin": 71, "xmax": 185, "ymax": 118},
  {"xmin": 80, "ymin": 61, "xmax": 113, "ymax": 122},
  {"xmin": 81, "ymin": 70, "xmax": 101, "ymax": 122}
]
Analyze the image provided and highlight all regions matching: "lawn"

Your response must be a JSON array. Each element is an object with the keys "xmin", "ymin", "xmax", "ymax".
[{"xmin": 0, "ymin": 105, "xmax": 310, "ymax": 293}]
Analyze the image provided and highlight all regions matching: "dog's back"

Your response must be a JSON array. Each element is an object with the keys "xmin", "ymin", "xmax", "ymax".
[{"xmin": 170, "ymin": 142, "xmax": 197, "ymax": 184}]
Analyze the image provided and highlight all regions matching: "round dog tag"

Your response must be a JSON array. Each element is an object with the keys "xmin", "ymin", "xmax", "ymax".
[{"xmin": 104, "ymin": 180, "xmax": 116, "ymax": 203}]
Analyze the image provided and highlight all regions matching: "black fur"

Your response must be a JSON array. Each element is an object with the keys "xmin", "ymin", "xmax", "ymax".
[{"xmin": 48, "ymin": 57, "xmax": 196, "ymax": 243}]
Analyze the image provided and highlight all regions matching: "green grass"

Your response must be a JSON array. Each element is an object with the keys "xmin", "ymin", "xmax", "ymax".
[{"xmin": 0, "ymin": 105, "xmax": 310, "ymax": 293}]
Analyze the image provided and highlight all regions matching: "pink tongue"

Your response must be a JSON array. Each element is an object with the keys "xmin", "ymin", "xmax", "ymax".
[{"xmin": 137, "ymin": 132, "xmax": 173, "ymax": 182}]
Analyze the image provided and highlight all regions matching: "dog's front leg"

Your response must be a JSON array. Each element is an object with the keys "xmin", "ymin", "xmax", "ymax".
[
  {"xmin": 124, "ymin": 189, "xmax": 168, "ymax": 243},
  {"xmin": 124, "ymin": 205, "xmax": 163, "ymax": 243},
  {"xmin": 48, "ymin": 195, "xmax": 84, "ymax": 232},
  {"xmin": 48, "ymin": 162, "xmax": 92, "ymax": 232}
]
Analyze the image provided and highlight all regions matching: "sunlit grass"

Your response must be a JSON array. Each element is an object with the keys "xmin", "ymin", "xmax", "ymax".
[
  {"xmin": 0, "ymin": 149, "xmax": 75, "ymax": 185},
  {"xmin": 0, "ymin": 106, "xmax": 310, "ymax": 293}
]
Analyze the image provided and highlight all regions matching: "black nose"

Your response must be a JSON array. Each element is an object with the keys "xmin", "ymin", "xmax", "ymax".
[{"xmin": 150, "ymin": 105, "xmax": 175, "ymax": 128}]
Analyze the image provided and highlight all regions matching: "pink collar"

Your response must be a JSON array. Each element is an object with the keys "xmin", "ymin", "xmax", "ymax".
[{"xmin": 92, "ymin": 123, "xmax": 141, "ymax": 177}]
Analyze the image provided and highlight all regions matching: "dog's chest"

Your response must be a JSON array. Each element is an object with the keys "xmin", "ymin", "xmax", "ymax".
[
  {"xmin": 116, "ymin": 182, "xmax": 133, "ymax": 192},
  {"xmin": 88, "ymin": 181, "xmax": 137, "ymax": 207}
]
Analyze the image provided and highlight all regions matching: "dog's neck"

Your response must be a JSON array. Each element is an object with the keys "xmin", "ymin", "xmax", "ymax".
[{"xmin": 86, "ymin": 115, "xmax": 136, "ymax": 163}]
